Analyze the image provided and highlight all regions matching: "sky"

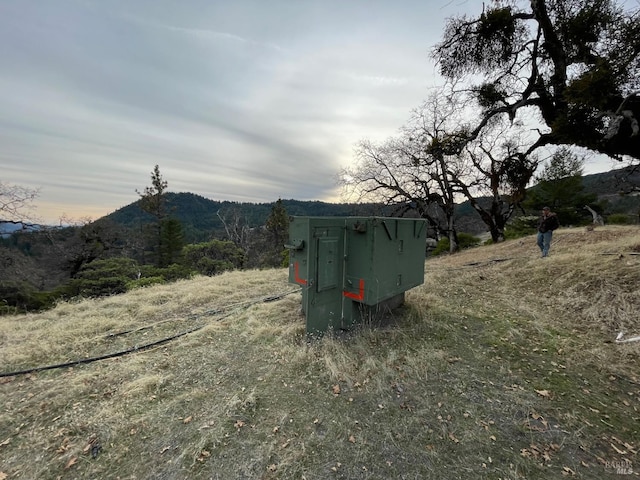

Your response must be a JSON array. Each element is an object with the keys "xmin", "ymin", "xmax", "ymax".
[{"xmin": 0, "ymin": 0, "xmax": 621, "ymax": 225}]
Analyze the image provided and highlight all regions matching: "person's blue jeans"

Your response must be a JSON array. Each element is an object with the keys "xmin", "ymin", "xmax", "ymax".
[{"xmin": 537, "ymin": 231, "xmax": 553, "ymax": 257}]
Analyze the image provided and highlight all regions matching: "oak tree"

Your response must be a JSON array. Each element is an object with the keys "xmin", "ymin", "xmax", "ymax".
[{"xmin": 433, "ymin": 0, "xmax": 640, "ymax": 161}]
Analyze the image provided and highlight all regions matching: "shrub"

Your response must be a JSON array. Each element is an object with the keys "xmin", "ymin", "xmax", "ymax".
[
  {"xmin": 158, "ymin": 264, "xmax": 194, "ymax": 281},
  {"xmin": 195, "ymin": 257, "xmax": 235, "ymax": 276},
  {"xmin": 607, "ymin": 213, "xmax": 630, "ymax": 225},
  {"xmin": 281, "ymin": 249, "xmax": 290, "ymax": 268},
  {"xmin": 0, "ymin": 281, "xmax": 55, "ymax": 314},
  {"xmin": 67, "ymin": 257, "xmax": 141, "ymax": 297},
  {"xmin": 127, "ymin": 276, "xmax": 165, "ymax": 289},
  {"xmin": 181, "ymin": 240, "xmax": 245, "ymax": 275}
]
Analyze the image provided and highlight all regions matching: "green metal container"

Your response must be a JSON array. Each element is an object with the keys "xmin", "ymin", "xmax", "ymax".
[{"xmin": 286, "ymin": 216, "xmax": 426, "ymax": 336}]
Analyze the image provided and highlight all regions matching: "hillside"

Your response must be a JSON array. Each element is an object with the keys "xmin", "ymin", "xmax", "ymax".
[
  {"xmin": 1, "ymin": 225, "xmax": 639, "ymax": 479},
  {"xmin": 100, "ymin": 167, "xmax": 639, "ymax": 240},
  {"xmin": 582, "ymin": 165, "xmax": 640, "ymax": 197},
  {"xmin": 2, "ymin": 167, "xmax": 636, "ymax": 240},
  {"xmin": 104, "ymin": 194, "xmax": 394, "ymax": 243}
]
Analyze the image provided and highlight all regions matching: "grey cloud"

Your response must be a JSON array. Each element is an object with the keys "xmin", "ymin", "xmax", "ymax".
[{"xmin": 0, "ymin": 0, "xmax": 484, "ymax": 223}]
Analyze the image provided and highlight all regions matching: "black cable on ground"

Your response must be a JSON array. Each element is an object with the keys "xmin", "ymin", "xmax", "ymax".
[
  {"xmin": 0, "ymin": 322, "xmax": 207, "ymax": 378},
  {"xmin": 461, "ymin": 257, "xmax": 514, "ymax": 267},
  {"xmin": 0, "ymin": 289, "xmax": 301, "ymax": 379}
]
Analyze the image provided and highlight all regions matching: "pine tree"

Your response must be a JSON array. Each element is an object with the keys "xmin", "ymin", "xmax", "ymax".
[
  {"xmin": 136, "ymin": 165, "xmax": 174, "ymax": 266},
  {"xmin": 525, "ymin": 148, "xmax": 597, "ymax": 224},
  {"xmin": 264, "ymin": 199, "xmax": 290, "ymax": 267},
  {"xmin": 159, "ymin": 217, "xmax": 185, "ymax": 267}
]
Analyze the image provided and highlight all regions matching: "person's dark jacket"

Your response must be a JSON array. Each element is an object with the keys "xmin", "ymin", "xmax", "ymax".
[{"xmin": 538, "ymin": 213, "xmax": 559, "ymax": 233}]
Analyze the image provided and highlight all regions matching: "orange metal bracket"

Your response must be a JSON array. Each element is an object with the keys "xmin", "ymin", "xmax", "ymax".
[
  {"xmin": 294, "ymin": 262, "xmax": 307, "ymax": 285},
  {"xmin": 343, "ymin": 278, "xmax": 365, "ymax": 301}
]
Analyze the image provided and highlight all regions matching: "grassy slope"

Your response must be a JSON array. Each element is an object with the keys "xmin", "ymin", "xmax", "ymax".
[{"xmin": 1, "ymin": 226, "xmax": 639, "ymax": 479}]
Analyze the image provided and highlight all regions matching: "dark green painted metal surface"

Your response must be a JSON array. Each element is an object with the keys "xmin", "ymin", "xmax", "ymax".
[{"xmin": 287, "ymin": 216, "xmax": 427, "ymax": 336}]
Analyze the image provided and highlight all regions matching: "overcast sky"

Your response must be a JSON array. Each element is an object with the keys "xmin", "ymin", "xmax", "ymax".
[{"xmin": 0, "ymin": 0, "xmax": 619, "ymax": 224}]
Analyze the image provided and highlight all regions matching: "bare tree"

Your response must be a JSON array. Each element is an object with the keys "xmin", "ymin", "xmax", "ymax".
[
  {"xmin": 216, "ymin": 208, "xmax": 251, "ymax": 252},
  {"xmin": 455, "ymin": 122, "xmax": 540, "ymax": 242},
  {"xmin": 406, "ymin": 93, "xmax": 540, "ymax": 244},
  {"xmin": 341, "ymin": 88, "xmax": 540, "ymax": 247},
  {"xmin": 0, "ymin": 181, "xmax": 40, "ymax": 224},
  {"xmin": 401, "ymin": 93, "xmax": 472, "ymax": 252},
  {"xmin": 341, "ymin": 135, "xmax": 458, "ymax": 250},
  {"xmin": 341, "ymin": 91, "xmax": 465, "ymax": 252}
]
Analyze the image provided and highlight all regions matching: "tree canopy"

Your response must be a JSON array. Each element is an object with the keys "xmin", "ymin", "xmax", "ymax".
[{"xmin": 433, "ymin": 0, "xmax": 640, "ymax": 161}]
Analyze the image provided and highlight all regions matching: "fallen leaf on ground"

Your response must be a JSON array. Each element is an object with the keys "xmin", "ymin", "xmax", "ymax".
[
  {"xmin": 610, "ymin": 443, "xmax": 627, "ymax": 455},
  {"xmin": 535, "ymin": 389, "xmax": 551, "ymax": 398},
  {"xmin": 65, "ymin": 457, "xmax": 78, "ymax": 469},
  {"xmin": 196, "ymin": 450, "xmax": 211, "ymax": 462}
]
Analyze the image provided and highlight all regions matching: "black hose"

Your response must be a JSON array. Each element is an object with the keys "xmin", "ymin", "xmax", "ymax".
[
  {"xmin": 0, "ymin": 289, "xmax": 300, "ymax": 378},
  {"xmin": 0, "ymin": 323, "xmax": 206, "ymax": 378}
]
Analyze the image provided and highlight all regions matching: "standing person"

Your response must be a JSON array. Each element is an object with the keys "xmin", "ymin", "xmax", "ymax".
[{"xmin": 537, "ymin": 207, "xmax": 559, "ymax": 257}]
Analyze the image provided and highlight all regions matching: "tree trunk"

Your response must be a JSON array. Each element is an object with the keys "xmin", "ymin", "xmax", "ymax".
[
  {"xmin": 489, "ymin": 225, "xmax": 505, "ymax": 243},
  {"xmin": 584, "ymin": 205, "xmax": 604, "ymax": 225},
  {"xmin": 447, "ymin": 214, "xmax": 458, "ymax": 253}
]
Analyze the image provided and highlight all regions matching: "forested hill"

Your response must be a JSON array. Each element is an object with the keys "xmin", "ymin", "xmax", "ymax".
[
  {"xmin": 104, "ymin": 193, "xmax": 394, "ymax": 243},
  {"xmin": 101, "ymin": 166, "xmax": 640, "ymax": 242},
  {"xmin": 581, "ymin": 165, "xmax": 640, "ymax": 196}
]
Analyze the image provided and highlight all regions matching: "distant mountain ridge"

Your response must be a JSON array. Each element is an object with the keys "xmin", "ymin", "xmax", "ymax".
[
  {"xmin": 0, "ymin": 221, "xmax": 43, "ymax": 238},
  {"xmin": 102, "ymin": 193, "xmax": 396, "ymax": 243},
  {"xmin": 581, "ymin": 165, "xmax": 640, "ymax": 197},
  {"xmin": 102, "ymin": 166, "xmax": 640, "ymax": 239},
  {"xmin": 3, "ymin": 167, "xmax": 637, "ymax": 240}
]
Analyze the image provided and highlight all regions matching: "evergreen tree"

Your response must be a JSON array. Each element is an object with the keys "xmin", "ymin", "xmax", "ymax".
[
  {"xmin": 136, "ymin": 165, "xmax": 174, "ymax": 266},
  {"xmin": 136, "ymin": 165, "xmax": 168, "ymax": 221},
  {"xmin": 525, "ymin": 148, "xmax": 597, "ymax": 224},
  {"xmin": 265, "ymin": 199, "xmax": 289, "ymax": 249},
  {"xmin": 264, "ymin": 199, "xmax": 290, "ymax": 267},
  {"xmin": 158, "ymin": 217, "xmax": 185, "ymax": 267}
]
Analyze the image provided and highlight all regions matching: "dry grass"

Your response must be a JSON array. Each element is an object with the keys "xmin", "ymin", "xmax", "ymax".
[{"xmin": 1, "ymin": 226, "xmax": 639, "ymax": 479}]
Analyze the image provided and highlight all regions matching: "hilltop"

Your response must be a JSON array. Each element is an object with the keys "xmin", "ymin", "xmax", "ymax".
[
  {"xmin": 1, "ymin": 166, "xmax": 637, "ymax": 241},
  {"xmin": 102, "ymin": 194, "xmax": 395, "ymax": 243},
  {"xmin": 0, "ymin": 225, "xmax": 639, "ymax": 479},
  {"xmin": 101, "ymin": 165, "xmax": 640, "ymax": 240}
]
